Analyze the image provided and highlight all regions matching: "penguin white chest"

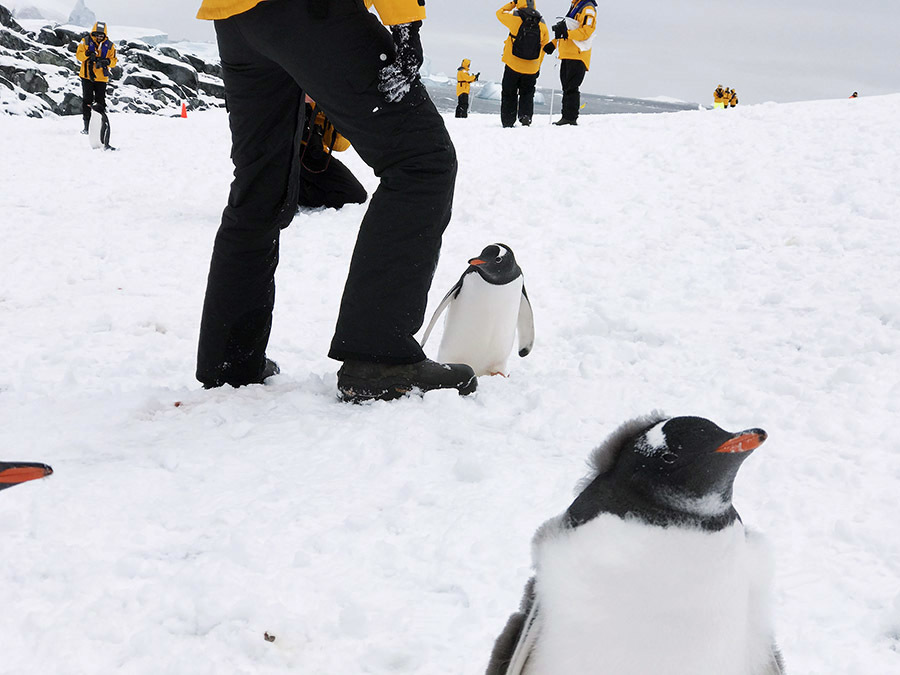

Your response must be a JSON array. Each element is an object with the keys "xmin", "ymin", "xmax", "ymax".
[
  {"xmin": 437, "ymin": 274, "xmax": 523, "ymax": 376},
  {"xmin": 526, "ymin": 516, "xmax": 775, "ymax": 675}
]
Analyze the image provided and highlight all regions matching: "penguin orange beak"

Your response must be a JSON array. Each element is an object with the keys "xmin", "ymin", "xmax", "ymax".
[
  {"xmin": 468, "ymin": 258, "xmax": 487, "ymax": 266},
  {"xmin": 0, "ymin": 463, "xmax": 53, "ymax": 487},
  {"xmin": 715, "ymin": 430, "xmax": 767, "ymax": 454}
]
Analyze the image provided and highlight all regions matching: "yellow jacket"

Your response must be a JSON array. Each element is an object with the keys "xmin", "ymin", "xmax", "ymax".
[
  {"xmin": 76, "ymin": 24, "xmax": 117, "ymax": 83},
  {"xmin": 365, "ymin": 0, "xmax": 426, "ymax": 25},
  {"xmin": 304, "ymin": 103, "xmax": 350, "ymax": 154},
  {"xmin": 497, "ymin": 2, "xmax": 550, "ymax": 76},
  {"xmin": 713, "ymin": 86, "xmax": 726, "ymax": 103},
  {"xmin": 457, "ymin": 59, "xmax": 477, "ymax": 96},
  {"xmin": 729, "ymin": 90, "xmax": 738, "ymax": 107},
  {"xmin": 552, "ymin": 0, "xmax": 597, "ymax": 69},
  {"xmin": 196, "ymin": 0, "xmax": 262, "ymax": 20}
]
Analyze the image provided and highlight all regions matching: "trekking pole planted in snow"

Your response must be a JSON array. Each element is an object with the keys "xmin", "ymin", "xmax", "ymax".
[{"xmin": 549, "ymin": 61, "xmax": 559, "ymax": 123}]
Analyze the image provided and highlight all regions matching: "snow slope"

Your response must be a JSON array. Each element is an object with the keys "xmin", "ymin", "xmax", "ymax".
[{"xmin": 1, "ymin": 96, "xmax": 899, "ymax": 674}]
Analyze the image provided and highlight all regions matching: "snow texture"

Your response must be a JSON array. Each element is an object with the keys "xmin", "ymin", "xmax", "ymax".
[{"xmin": 1, "ymin": 94, "xmax": 900, "ymax": 674}]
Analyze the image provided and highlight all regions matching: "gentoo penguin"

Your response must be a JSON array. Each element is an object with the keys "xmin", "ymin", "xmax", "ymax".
[
  {"xmin": 485, "ymin": 414, "xmax": 785, "ymax": 675},
  {"xmin": 421, "ymin": 243, "xmax": 534, "ymax": 376},
  {"xmin": 0, "ymin": 461, "xmax": 53, "ymax": 493}
]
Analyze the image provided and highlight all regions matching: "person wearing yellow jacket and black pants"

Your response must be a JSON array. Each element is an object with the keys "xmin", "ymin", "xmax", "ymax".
[
  {"xmin": 497, "ymin": 0, "xmax": 551, "ymax": 128},
  {"xmin": 194, "ymin": 0, "xmax": 477, "ymax": 400},
  {"xmin": 455, "ymin": 59, "xmax": 479, "ymax": 118},
  {"xmin": 75, "ymin": 21, "xmax": 117, "ymax": 135},
  {"xmin": 546, "ymin": 0, "xmax": 597, "ymax": 125}
]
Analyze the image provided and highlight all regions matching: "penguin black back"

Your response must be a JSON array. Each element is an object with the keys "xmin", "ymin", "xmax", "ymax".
[{"xmin": 567, "ymin": 414, "xmax": 767, "ymax": 531}]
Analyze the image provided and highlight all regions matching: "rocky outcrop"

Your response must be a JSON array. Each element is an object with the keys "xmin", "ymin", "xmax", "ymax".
[{"xmin": 0, "ymin": 3, "xmax": 225, "ymax": 118}]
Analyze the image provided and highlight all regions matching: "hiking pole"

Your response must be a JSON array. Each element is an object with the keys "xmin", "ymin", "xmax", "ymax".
[{"xmin": 549, "ymin": 60, "xmax": 558, "ymax": 123}]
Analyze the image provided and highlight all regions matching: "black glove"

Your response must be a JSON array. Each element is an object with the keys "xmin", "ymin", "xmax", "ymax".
[
  {"xmin": 552, "ymin": 20, "xmax": 568, "ymax": 40},
  {"xmin": 543, "ymin": 42, "xmax": 556, "ymax": 55},
  {"xmin": 378, "ymin": 21, "xmax": 423, "ymax": 103},
  {"xmin": 474, "ymin": 72, "xmax": 480, "ymax": 81},
  {"xmin": 98, "ymin": 58, "xmax": 110, "ymax": 67}
]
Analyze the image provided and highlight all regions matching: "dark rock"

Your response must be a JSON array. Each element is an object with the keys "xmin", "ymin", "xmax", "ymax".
[
  {"xmin": 126, "ymin": 49, "xmax": 198, "ymax": 91},
  {"xmin": 0, "ymin": 64, "xmax": 49, "ymax": 93},
  {"xmin": 0, "ymin": 5, "xmax": 25, "ymax": 32},
  {"xmin": 54, "ymin": 26, "xmax": 86, "ymax": 46},
  {"xmin": 0, "ymin": 73, "xmax": 13, "ymax": 90},
  {"xmin": 122, "ymin": 73, "xmax": 162, "ymax": 90},
  {"xmin": 28, "ymin": 47, "xmax": 77, "ymax": 71},
  {"xmin": 183, "ymin": 53, "xmax": 222, "ymax": 79},
  {"xmin": 157, "ymin": 46, "xmax": 189, "ymax": 63},
  {"xmin": 36, "ymin": 27, "xmax": 65, "ymax": 46},
  {"xmin": 110, "ymin": 65, "xmax": 122, "ymax": 80},
  {"xmin": 198, "ymin": 77, "xmax": 225, "ymax": 99},
  {"xmin": 1, "ymin": 28, "xmax": 31, "ymax": 51},
  {"xmin": 56, "ymin": 91, "xmax": 83, "ymax": 115}
]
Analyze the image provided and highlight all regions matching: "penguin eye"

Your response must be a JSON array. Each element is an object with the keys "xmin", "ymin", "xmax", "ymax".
[
  {"xmin": 661, "ymin": 452, "xmax": 678, "ymax": 464},
  {"xmin": 494, "ymin": 256, "xmax": 502, "ymax": 263}
]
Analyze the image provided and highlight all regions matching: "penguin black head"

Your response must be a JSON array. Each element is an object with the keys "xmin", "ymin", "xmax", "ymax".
[
  {"xmin": 467, "ymin": 243, "xmax": 522, "ymax": 285},
  {"xmin": 0, "ymin": 462, "xmax": 53, "ymax": 492},
  {"xmin": 568, "ymin": 414, "xmax": 767, "ymax": 530}
]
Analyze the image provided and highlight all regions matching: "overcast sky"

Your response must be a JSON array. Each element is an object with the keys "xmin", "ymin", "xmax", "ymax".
[{"xmin": 25, "ymin": 0, "xmax": 900, "ymax": 105}]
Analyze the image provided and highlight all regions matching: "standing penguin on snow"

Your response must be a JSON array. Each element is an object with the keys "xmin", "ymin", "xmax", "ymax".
[
  {"xmin": 421, "ymin": 243, "xmax": 534, "ymax": 376},
  {"xmin": 485, "ymin": 414, "xmax": 786, "ymax": 675}
]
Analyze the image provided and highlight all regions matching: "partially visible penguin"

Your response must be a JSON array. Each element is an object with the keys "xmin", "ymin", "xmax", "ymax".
[
  {"xmin": 485, "ymin": 413, "xmax": 785, "ymax": 675},
  {"xmin": 421, "ymin": 243, "xmax": 534, "ymax": 376},
  {"xmin": 0, "ymin": 461, "xmax": 53, "ymax": 493}
]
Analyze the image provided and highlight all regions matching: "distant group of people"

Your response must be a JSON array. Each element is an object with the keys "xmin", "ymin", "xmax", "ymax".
[
  {"xmin": 455, "ymin": 1, "xmax": 598, "ymax": 126},
  {"xmin": 713, "ymin": 84, "xmax": 739, "ymax": 109}
]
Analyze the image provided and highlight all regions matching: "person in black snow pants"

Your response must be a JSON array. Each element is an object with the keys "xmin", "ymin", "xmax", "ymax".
[
  {"xmin": 194, "ymin": 0, "xmax": 478, "ymax": 401},
  {"xmin": 75, "ymin": 21, "xmax": 117, "ymax": 135}
]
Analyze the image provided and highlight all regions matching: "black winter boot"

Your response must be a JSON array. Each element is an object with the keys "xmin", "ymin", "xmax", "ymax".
[
  {"xmin": 81, "ymin": 118, "xmax": 90, "ymax": 134},
  {"xmin": 337, "ymin": 359, "xmax": 477, "ymax": 402}
]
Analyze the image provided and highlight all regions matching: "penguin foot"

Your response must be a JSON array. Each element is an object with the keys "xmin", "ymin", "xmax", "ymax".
[{"xmin": 337, "ymin": 358, "xmax": 477, "ymax": 403}]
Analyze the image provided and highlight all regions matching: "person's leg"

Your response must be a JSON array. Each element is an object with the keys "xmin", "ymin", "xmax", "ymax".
[
  {"xmin": 298, "ymin": 155, "xmax": 367, "ymax": 209},
  {"xmin": 455, "ymin": 93, "xmax": 469, "ymax": 118},
  {"xmin": 518, "ymin": 72, "xmax": 537, "ymax": 124},
  {"xmin": 94, "ymin": 81, "xmax": 107, "ymax": 113},
  {"xmin": 80, "ymin": 78, "xmax": 93, "ymax": 130},
  {"xmin": 196, "ymin": 15, "xmax": 303, "ymax": 388},
  {"xmin": 230, "ymin": 0, "xmax": 457, "ymax": 364},
  {"xmin": 561, "ymin": 59, "xmax": 587, "ymax": 122},
  {"xmin": 500, "ymin": 66, "xmax": 518, "ymax": 127}
]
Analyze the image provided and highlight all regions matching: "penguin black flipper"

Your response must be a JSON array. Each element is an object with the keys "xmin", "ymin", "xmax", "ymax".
[
  {"xmin": 516, "ymin": 286, "xmax": 534, "ymax": 357},
  {"xmin": 764, "ymin": 646, "xmax": 787, "ymax": 674},
  {"xmin": 420, "ymin": 273, "xmax": 466, "ymax": 347},
  {"xmin": 0, "ymin": 461, "xmax": 53, "ymax": 492},
  {"xmin": 486, "ymin": 577, "xmax": 539, "ymax": 675}
]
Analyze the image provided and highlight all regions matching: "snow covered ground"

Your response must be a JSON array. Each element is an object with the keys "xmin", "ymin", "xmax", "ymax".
[{"xmin": 1, "ymin": 96, "xmax": 899, "ymax": 674}]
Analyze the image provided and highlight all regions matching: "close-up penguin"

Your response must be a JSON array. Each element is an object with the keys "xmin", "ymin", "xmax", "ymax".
[
  {"xmin": 421, "ymin": 243, "xmax": 534, "ymax": 376},
  {"xmin": 485, "ymin": 413, "xmax": 786, "ymax": 675},
  {"xmin": 0, "ymin": 461, "xmax": 53, "ymax": 493}
]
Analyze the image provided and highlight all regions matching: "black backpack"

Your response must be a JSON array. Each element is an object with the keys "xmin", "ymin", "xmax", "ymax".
[{"xmin": 511, "ymin": 8, "xmax": 542, "ymax": 60}]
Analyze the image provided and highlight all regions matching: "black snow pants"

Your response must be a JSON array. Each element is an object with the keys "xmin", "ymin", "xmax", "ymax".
[
  {"xmin": 80, "ymin": 78, "xmax": 107, "ymax": 122},
  {"xmin": 196, "ymin": 0, "xmax": 457, "ymax": 388},
  {"xmin": 500, "ymin": 66, "xmax": 538, "ymax": 127},
  {"xmin": 298, "ymin": 154, "xmax": 367, "ymax": 209},
  {"xmin": 455, "ymin": 93, "xmax": 469, "ymax": 118},
  {"xmin": 560, "ymin": 59, "xmax": 587, "ymax": 122}
]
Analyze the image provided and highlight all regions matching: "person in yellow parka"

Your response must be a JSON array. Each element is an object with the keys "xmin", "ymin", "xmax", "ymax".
[
  {"xmin": 546, "ymin": 0, "xmax": 597, "ymax": 125},
  {"xmin": 455, "ymin": 59, "xmax": 479, "ymax": 118},
  {"xmin": 298, "ymin": 98, "xmax": 367, "ymax": 209},
  {"xmin": 365, "ymin": 0, "xmax": 427, "ymax": 103},
  {"xmin": 729, "ymin": 88, "xmax": 738, "ymax": 108},
  {"xmin": 75, "ymin": 21, "xmax": 117, "ymax": 135},
  {"xmin": 497, "ymin": 0, "xmax": 551, "ymax": 128},
  {"xmin": 193, "ymin": 0, "xmax": 476, "ymax": 400},
  {"xmin": 713, "ymin": 84, "xmax": 726, "ymax": 109}
]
